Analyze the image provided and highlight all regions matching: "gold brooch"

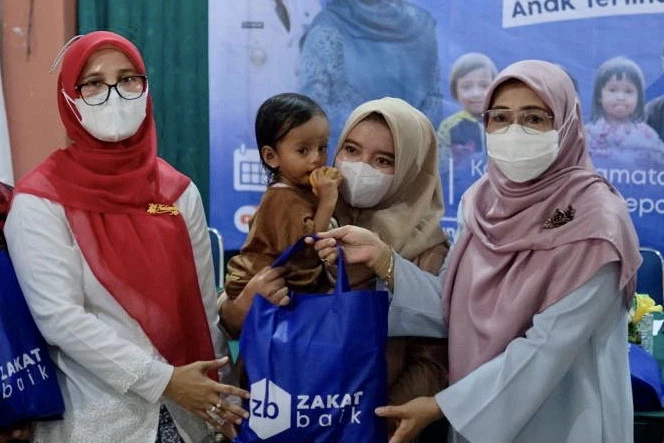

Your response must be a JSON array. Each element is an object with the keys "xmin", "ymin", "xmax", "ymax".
[
  {"xmin": 147, "ymin": 203, "xmax": 180, "ymax": 216},
  {"xmin": 543, "ymin": 205, "xmax": 575, "ymax": 229}
]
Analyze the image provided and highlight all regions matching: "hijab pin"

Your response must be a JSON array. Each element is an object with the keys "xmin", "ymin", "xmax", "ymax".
[
  {"xmin": 543, "ymin": 205, "xmax": 575, "ymax": 229},
  {"xmin": 49, "ymin": 35, "xmax": 83, "ymax": 73},
  {"xmin": 147, "ymin": 203, "xmax": 180, "ymax": 216}
]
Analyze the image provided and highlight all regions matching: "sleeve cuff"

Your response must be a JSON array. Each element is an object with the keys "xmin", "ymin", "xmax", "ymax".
[
  {"xmin": 130, "ymin": 359, "xmax": 174, "ymax": 403},
  {"xmin": 434, "ymin": 389, "xmax": 446, "ymax": 415},
  {"xmin": 435, "ymin": 388, "xmax": 466, "ymax": 440}
]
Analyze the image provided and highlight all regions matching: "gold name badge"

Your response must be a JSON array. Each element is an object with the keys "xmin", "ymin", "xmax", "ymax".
[{"xmin": 147, "ymin": 203, "xmax": 180, "ymax": 216}]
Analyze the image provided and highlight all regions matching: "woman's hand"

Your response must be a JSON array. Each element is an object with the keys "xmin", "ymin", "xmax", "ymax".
[
  {"xmin": 164, "ymin": 357, "xmax": 250, "ymax": 429},
  {"xmin": 307, "ymin": 225, "xmax": 390, "ymax": 271},
  {"xmin": 219, "ymin": 419, "xmax": 238, "ymax": 441},
  {"xmin": 0, "ymin": 423, "xmax": 32, "ymax": 443},
  {"xmin": 375, "ymin": 397, "xmax": 443, "ymax": 443}
]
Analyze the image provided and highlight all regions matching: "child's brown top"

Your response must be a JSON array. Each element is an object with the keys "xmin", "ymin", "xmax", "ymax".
[{"xmin": 225, "ymin": 185, "xmax": 329, "ymax": 299}]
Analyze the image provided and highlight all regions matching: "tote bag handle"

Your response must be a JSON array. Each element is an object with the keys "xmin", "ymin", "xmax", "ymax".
[{"xmin": 271, "ymin": 235, "xmax": 350, "ymax": 293}]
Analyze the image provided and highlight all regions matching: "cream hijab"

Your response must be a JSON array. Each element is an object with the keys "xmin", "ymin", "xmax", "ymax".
[{"xmin": 334, "ymin": 97, "xmax": 446, "ymax": 262}]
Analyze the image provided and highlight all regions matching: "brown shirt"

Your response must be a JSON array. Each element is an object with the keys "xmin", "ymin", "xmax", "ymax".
[{"xmin": 225, "ymin": 185, "xmax": 329, "ymax": 299}]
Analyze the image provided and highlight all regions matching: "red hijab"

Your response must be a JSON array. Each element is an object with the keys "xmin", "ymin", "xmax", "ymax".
[
  {"xmin": 442, "ymin": 61, "xmax": 641, "ymax": 383},
  {"xmin": 14, "ymin": 31, "xmax": 216, "ymax": 373},
  {"xmin": 0, "ymin": 182, "xmax": 12, "ymax": 249}
]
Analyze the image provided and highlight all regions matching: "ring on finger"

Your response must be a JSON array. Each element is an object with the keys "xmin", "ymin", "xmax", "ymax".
[
  {"xmin": 207, "ymin": 405, "xmax": 218, "ymax": 415},
  {"xmin": 212, "ymin": 402, "xmax": 228, "ymax": 425}
]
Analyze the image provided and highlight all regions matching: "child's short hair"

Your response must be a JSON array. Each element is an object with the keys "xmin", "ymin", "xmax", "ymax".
[
  {"xmin": 255, "ymin": 93, "xmax": 327, "ymax": 184},
  {"xmin": 449, "ymin": 53, "xmax": 498, "ymax": 101},
  {"xmin": 590, "ymin": 56, "xmax": 645, "ymax": 123}
]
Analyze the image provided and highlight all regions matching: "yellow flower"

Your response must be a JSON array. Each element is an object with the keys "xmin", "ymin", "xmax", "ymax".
[{"xmin": 631, "ymin": 293, "xmax": 663, "ymax": 324}]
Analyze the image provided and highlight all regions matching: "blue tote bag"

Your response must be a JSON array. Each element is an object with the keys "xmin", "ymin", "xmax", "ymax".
[
  {"xmin": 0, "ymin": 249, "xmax": 65, "ymax": 428},
  {"xmin": 629, "ymin": 343, "xmax": 664, "ymax": 411},
  {"xmin": 235, "ymin": 237, "xmax": 389, "ymax": 443}
]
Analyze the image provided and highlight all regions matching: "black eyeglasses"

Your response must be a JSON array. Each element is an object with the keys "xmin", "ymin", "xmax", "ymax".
[
  {"xmin": 75, "ymin": 75, "xmax": 148, "ymax": 106},
  {"xmin": 482, "ymin": 108, "xmax": 553, "ymax": 134}
]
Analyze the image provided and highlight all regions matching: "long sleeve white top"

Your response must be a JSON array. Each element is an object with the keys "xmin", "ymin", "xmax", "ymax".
[
  {"xmin": 5, "ymin": 182, "xmax": 224, "ymax": 443},
  {"xmin": 389, "ymin": 209, "xmax": 632, "ymax": 443}
]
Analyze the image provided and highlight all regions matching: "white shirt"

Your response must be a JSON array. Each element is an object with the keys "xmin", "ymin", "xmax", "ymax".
[
  {"xmin": 389, "ymin": 205, "xmax": 633, "ymax": 443},
  {"xmin": 5, "ymin": 182, "xmax": 223, "ymax": 443}
]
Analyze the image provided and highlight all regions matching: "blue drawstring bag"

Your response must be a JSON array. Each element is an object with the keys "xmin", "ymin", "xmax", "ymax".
[
  {"xmin": 629, "ymin": 343, "xmax": 664, "ymax": 411},
  {"xmin": 0, "ymin": 249, "xmax": 65, "ymax": 428},
  {"xmin": 235, "ymin": 237, "xmax": 389, "ymax": 443}
]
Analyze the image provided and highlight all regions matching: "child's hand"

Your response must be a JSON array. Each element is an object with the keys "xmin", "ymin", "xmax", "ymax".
[
  {"xmin": 248, "ymin": 266, "xmax": 290, "ymax": 307},
  {"xmin": 310, "ymin": 166, "xmax": 343, "ymax": 204}
]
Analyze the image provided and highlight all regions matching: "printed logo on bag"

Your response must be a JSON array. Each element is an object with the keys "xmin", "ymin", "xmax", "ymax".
[
  {"xmin": 249, "ymin": 378, "xmax": 291, "ymax": 439},
  {"xmin": 249, "ymin": 378, "xmax": 366, "ymax": 440},
  {"xmin": 1, "ymin": 348, "xmax": 51, "ymax": 400}
]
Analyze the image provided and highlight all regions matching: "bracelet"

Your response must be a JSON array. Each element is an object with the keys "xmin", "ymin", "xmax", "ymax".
[
  {"xmin": 375, "ymin": 246, "xmax": 394, "ymax": 287},
  {"xmin": 383, "ymin": 251, "xmax": 394, "ymax": 288}
]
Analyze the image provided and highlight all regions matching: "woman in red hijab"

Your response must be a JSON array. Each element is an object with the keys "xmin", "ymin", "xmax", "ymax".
[{"xmin": 4, "ymin": 31, "xmax": 248, "ymax": 442}]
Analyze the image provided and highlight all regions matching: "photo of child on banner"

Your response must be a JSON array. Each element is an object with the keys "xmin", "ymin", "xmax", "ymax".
[
  {"xmin": 585, "ymin": 56, "xmax": 664, "ymax": 252},
  {"xmin": 586, "ymin": 56, "xmax": 664, "ymax": 168},
  {"xmin": 436, "ymin": 53, "xmax": 497, "ymax": 227}
]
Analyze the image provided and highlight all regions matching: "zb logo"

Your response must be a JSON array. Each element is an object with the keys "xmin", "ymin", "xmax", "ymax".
[{"xmin": 249, "ymin": 379, "xmax": 291, "ymax": 439}]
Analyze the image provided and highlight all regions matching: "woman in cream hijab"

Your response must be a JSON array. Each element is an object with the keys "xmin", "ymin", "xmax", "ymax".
[
  {"xmin": 334, "ymin": 97, "xmax": 448, "ymax": 279},
  {"xmin": 333, "ymin": 97, "xmax": 449, "ymax": 441}
]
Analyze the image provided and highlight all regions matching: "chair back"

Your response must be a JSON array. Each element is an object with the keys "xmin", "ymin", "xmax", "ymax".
[
  {"xmin": 637, "ymin": 247, "xmax": 664, "ymax": 306},
  {"xmin": 208, "ymin": 227, "xmax": 224, "ymax": 290}
]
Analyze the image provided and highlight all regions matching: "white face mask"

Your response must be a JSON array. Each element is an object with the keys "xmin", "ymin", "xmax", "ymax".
[
  {"xmin": 337, "ymin": 160, "xmax": 394, "ymax": 208},
  {"xmin": 63, "ymin": 88, "xmax": 147, "ymax": 142},
  {"xmin": 486, "ymin": 126, "xmax": 560, "ymax": 183}
]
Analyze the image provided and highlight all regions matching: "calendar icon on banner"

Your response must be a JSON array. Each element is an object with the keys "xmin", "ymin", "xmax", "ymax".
[{"xmin": 233, "ymin": 145, "xmax": 268, "ymax": 192}]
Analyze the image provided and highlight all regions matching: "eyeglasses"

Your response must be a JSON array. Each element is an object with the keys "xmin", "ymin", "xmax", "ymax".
[
  {"xmin": 75, "ymin": 75, "xmax": 148, "ymax": 106},
  {"xmin": 482, "ymin": 108, "xmax": 553, "ymax": 134}
]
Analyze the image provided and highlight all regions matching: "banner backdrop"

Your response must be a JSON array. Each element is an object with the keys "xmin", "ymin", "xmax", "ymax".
[{"xmin": 209, "ymin": 1, "xmax": 664, "ymax": 254}]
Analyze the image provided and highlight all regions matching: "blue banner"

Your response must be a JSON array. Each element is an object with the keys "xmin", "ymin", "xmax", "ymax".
[{"xmin": 209, "ymin": 0, "xmax": 664, "ymax": 255}]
